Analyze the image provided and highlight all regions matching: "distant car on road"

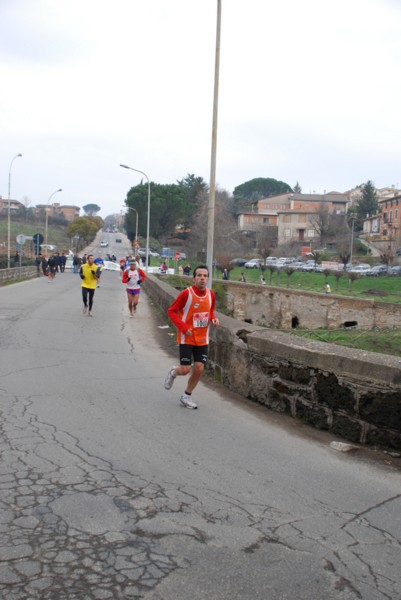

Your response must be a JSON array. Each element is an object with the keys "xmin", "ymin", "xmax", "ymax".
[
  {"xmin": 115, "ymin": 238, "xmax": 122, "ymax": 243},
  {"xmin": 100, "ymin": 240, "xmax": 109, "ymax": 247}
]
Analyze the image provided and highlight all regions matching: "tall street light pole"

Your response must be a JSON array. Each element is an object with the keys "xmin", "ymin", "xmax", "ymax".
[
  {"xmin": 120, "ymin": 164, "xmax": 150, "ymax": 271},
  {"xmin": 7, "ymin": 153, "xmax": 23, "ymax": 268},
  {"xmin": 206, "ymin": 0, "xmax": 222, "ymax": 287},
  {"xmin": 45, "ymin": 189, "xmax": 62, "ymax": 252}
]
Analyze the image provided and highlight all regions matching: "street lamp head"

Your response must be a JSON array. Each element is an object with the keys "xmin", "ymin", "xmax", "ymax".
[
  {"xmin": 17, "ymin": 153, "xmax": 22, "ymax": 157},
  {"xmin": 120, "ymin": 164, "xmax": 129, "ymax": 169}
]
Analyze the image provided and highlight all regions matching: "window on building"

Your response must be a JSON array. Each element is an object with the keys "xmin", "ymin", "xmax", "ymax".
[
  {"xmin": 283, "ymin": 215, "xmax": 291, "ymax": 223},
  {"xmin": 284, "ymin": 229, "xmax": 291, "ymax": 237},
  {"xmin": 298, "ymin": 214, "xmax": 306, "ymax": 222}
]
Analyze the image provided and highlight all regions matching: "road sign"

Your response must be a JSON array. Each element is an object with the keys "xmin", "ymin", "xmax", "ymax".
[
  {"xmin": 175, "ymin": 252, "xmax": 181, "ymax": 261},
  {"xmin": 33, "ymin": 233, "xmax": 44, "ymax": 244},
  {"xmin": 16, "ymin": 234, "xmax": 26, "ymax": 245}
]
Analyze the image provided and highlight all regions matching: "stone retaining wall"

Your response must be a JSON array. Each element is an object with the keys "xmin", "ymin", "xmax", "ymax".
[
  {"xmin": 223, "ymin": 281, "xmax": 401, "ymax": 329},
  {"xmin": 0, "ymin": 266, "xmax": 38, "ymax": 283},
  {"xmin": 144, "ymin": 275, "xmax": 401, "ymax": 449}
]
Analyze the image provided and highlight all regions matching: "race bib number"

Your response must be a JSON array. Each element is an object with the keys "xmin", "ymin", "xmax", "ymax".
[{"xmin": 193, "ymin": 312, "xmax": 209, "ymax": 328}]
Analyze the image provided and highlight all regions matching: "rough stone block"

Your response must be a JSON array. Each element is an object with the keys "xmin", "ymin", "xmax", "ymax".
[{"xmin": 331, "ymin": 414, "xmax": 362, "ymax": 443}]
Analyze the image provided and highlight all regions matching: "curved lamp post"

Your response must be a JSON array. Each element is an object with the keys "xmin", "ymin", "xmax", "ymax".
[
  {"xmin": 120, "ymin": 164, "xmax": 150, "ymax": 271},
  {"xmin": 7, "ymin": 153, "xmax": 23, "ymax": 268},
  {"xmin": 45, "ymin": 189, "xmax": 62, "ymax": 252}
]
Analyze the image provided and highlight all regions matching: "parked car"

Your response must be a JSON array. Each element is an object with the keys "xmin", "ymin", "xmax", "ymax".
[
  {"xmin": 139, "ymin": 248, "xmax": 161, "ymax": 258},
  {"xmin": 349, "ymin": 264, "xmax": 371, "ymax": 275},
  {"xmin": 300, "ymin": 260, "xmax": 317, "ymax": 272},
  {"xmin": 368, "ymin": 264, "xmax": 388, "ymax": 276},
  {"xmin": 275, "ymin": 257, "xmax": 294, "ymax": 268},
  {"xmin": 229, "ymin": 258, "xmax": 248, "ymax": 267},
  {"xmin": 244, "ymin": 258, "xmax": 263, "ymax": 269},
  {"xmin": 389, "ymin": 265, "xmax": 401, "ymax": 275},
  {"xmin": 292, "ymin": 261, "xmax": 305, "ymax": 270}
]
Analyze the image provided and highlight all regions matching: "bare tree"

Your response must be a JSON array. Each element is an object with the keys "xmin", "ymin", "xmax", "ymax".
[
  {"xmin": 284, "ymin": 267, "xmax": 295, "ymax": 288},
  {"xmin": 255, "ymin": 226, "xmax": 278, "ymax": 264},
  {"xmin": 347, "ymin": 272, "xmax": 359, "ymax": 291},
  {"xmin": 267, "ymin": 264, "xmax": 277, "ymax": 284},
  {"xmin": 337, "ymin": 242, "xmax": 351, "ymax": 271},
  {"xmin": 333, "ymin": 270, "xmax": 343, "ymax": 291},
  {"xmin": 308, "ymin": 205, "xmax": 330, "ymax": 246},
  {"xmin": 187, "ymin": 189, "xmax": 253, "ymax": 261},
  {"xmin": 380, "ymin": 245, "xmax": 394, "ymax": 271}
]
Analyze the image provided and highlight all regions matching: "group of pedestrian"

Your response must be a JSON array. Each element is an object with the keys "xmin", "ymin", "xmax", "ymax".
[{"xmin": 36, "ymin": 252, "xmax": 68, "ymax": 277}]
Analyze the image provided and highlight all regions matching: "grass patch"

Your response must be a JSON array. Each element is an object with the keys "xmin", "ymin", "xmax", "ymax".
[
  {"xmin": 292, "ymin": 328, "xmax": 401, "ymax": 358},
  {"xmin": 223, "ymin": 267, "xmax": 401, "ymax": 303}
]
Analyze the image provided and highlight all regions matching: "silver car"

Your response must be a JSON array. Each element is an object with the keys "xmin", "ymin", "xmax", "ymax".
[{"xmin": 244, "ymin": 258, "xmax": 263, "ymax": 269}]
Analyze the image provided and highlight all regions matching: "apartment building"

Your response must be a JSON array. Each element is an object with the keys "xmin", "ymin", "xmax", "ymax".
[
  {"xmin": 238, "ymin": 192, "xmax": 347, "ymax": 245},
  {"xmin": 35, "ymin": 203, "xmax": 80, "ymax": 221},
  {"xmin": 0, "ymin": 197, "xmax": 25, "ymax": 213}
]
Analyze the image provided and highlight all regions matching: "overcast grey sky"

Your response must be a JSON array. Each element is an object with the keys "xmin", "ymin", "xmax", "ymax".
[{"xmin": 1, "ymin": 0, "xmax": 401, "ymax": 217}]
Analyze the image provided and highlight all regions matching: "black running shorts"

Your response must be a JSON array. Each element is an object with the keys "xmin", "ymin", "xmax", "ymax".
[{"xmin": 179, "ymin": 344, "xmax": 208, "ymax": 366}]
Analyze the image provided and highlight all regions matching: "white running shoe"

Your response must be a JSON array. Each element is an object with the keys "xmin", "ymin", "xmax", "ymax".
[
  {"xmin": 164, "ymin": 368, "xmax": 176, "ymax": 390},
  {"xmin": 179, "ymin": 394, "xmax": 198, "ymax": 409},
  {"xmin": 83, "ymin": 306, "xmax": 87, "ymax": 314}
]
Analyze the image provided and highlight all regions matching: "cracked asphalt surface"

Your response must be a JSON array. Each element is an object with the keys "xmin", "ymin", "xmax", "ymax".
[{"xmin": 0, "ymin": 268, "xmax": 400, "ymax": 599}]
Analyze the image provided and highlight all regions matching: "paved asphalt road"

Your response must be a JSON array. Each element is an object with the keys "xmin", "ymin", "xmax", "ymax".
[{"xmin": 0, "ymin": 255, "xmax": 400, "ymax": 599}]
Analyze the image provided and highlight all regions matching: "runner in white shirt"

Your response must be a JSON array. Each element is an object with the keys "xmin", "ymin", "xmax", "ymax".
[{"xmin": 122, "ymin": 262, "xmax": 147, "ymax": 317}]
